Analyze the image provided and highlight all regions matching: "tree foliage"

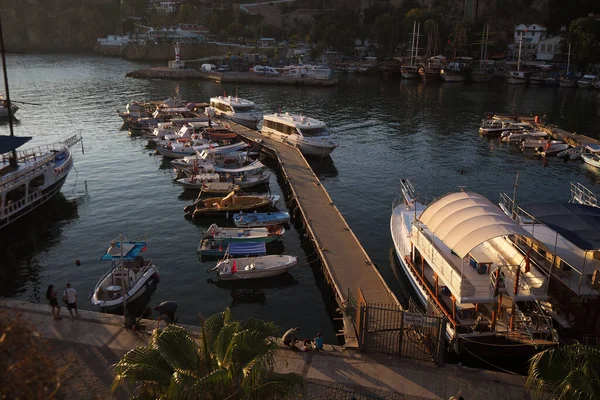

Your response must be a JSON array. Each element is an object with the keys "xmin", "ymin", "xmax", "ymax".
[
  {"xmin": 112, "ymin": 308, "xmax": 302, "ymax": 400},
  {"xmin": 568, "ymin": 16, "xmax": 600, "ymax": 70},
  {"xmin": 526, "ymin": 342, "xmax": 600, "ymax": 400}
]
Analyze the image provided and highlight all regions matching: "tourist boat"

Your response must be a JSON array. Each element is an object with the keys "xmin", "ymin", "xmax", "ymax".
[
  {"xmin": 440, "ymin": 60, "xmax": 470, "ymax": 82},
  {"xmin": 233, "ymin": 211, "xmax": 291, "ymax": 228},
  {"xmin": 581, "ymin": 144, "xmax": 600, "ymax": 168},
  {"xmin": 0, "ymin": 134, "xmax": 82, "ymax": 230},
  {"xmin": 91, "ymin": 237, "xmax": 160, "ymax": 310},
  {"xmin": 197, "ymin": 240, "xmax": 266, "ymax": 258},
  {"xmin": 577, "ymin": 74, "xmax": 597, "ymax": 89},
  {"xmin": 210, "ymin": 255, "xmax": 298, "ymax": 281},
  {"xmin": 556, "ymin": 146, "xmax": 584, "ymax": 160},
  {"xmin": 206, "ymin": 95, "xmax": 263, "ymax": 129},
  {"xmin": 261, "ymin": 112, "xmax": 339, "ymax": 157},
  {"xmin": 499, "ymin": 193, "xmax": 600, "ymax": 333},
  {"xmin": 506, "ymin": 70, "xmax": 530, "ymax": 85},
  {"xmin": 391, "ymin": 180, "xmax": 558, "ymax": 360},
  {"xmin": 203, "ymin": 223, "xmax": 285, "ymax": 243},
  {"xmin": 536, "ymin": 142, "xmax": 570, "ymax": 157},
  {"xmin": 184, "ymin": 191, "xmax": 275, "ymax": 217},
  {"xmin": 0, "ymin": 95, "xmax": 18, "ymax": 118}
]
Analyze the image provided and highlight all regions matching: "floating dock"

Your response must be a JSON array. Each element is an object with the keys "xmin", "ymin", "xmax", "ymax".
[
  {"xmin": 126, "ymin": 67, "xmax": 338, "ymax": 86},
  {"xmin": 223, "ymin": 121, "xmax": 400, "ymax": 344}
]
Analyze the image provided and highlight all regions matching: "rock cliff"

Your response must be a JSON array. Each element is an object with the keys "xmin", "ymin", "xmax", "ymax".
[{"xmin": 1, "ymin": 0, "xmax": 120, "ymax": 52}]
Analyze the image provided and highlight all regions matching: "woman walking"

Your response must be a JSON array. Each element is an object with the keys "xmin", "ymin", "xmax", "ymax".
[{"xmin": 46, "ymin": 284, "xmax": 62, "ymax": 320}]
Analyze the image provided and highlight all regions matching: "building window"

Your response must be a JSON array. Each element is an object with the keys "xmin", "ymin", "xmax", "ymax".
[
  {"xmin": 548, "ymin": 44, "xmax": 553, "ymax": 52},
  {"xmin": 541, "ymin": 44, "xmax": 546, "ymax": 52}
]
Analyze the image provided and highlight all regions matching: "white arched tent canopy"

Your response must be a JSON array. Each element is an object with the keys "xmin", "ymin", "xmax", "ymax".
[{"xmin": 418, "ymin": 191, "xmax": 536, "ymax": 258}]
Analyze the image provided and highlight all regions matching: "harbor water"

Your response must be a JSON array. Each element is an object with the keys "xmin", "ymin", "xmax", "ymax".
[{"xmin": 2, "ymin": 54, "xmax": 600, "ymax": 346}]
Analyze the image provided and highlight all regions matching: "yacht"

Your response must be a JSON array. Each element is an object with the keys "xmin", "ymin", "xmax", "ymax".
[
  {"xmin": 577, "ymin": 74, "xmax": 597, "ymax": 89},
  {"xmin": 391, "ymin": 180, "xmax": 558, "ymax": 360},
  {"xmin": 0, "ymin": 95, "xmax": 18, "ymax": 118},
  {"xmin": 206, "ymin": 96, "xmax": 262, "ymax": 129},
  {"xmin": 261, "ymin": 112, "xmax": 339, "ymax": 157},
  {"xmin": 91, "ymin": 237, "xmax": 160, "ymax": 310},
  {"xmin": 499, "ymin": 193, "xmax": 600, "ymax": 333}
]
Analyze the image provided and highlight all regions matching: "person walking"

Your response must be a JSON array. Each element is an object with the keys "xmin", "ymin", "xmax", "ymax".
[
  {"xmin": 63, "ymin": 282, "xmax": 79, "ymax": 319},
  {"xmin": 45, "ymin": 284, "xmax": 62, "ymax": 320}
]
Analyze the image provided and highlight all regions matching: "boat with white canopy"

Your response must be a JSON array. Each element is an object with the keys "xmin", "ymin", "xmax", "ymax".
[
  {"xmin": 391, "ymin": 180, "xmax": 558, "ymax": 360},
  {"xmin": 90, "ymin": 237, "xmax": 160, "ymax": 310},
  {"xmin": 210, "ymin": 255, "xmax": 298, "ymax": 280}
]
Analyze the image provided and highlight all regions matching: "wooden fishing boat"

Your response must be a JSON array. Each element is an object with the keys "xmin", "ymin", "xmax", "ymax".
[
  {"xmin": 203, "ymin": 223, "xmax": 284, "ymax": 243},
  {"xmin": 210, "ymin": 255, "xmax": 298, "ymax": 280},
  {"xmin": 197, "ymin": 240, "xmax": 266, "ymax": 258},
  {"xmin": 184, "ymin": 191, "xmax": 273, "ymax": 217},
  {"xmin": 205, "ymin": 127, "xmax": 238, "ymax": 141},
  {"xmin": 233, "ymin": 211, "xmax": 291, "ymax": 228}
]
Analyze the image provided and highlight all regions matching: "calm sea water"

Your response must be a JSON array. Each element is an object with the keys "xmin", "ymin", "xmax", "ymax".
[{"xmin": 2, "ymin": 54, "xmax": 600, "ymax": 344}]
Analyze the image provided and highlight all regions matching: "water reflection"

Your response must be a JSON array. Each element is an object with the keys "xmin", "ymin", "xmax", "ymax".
[
  {"xmin": 0, "ymin": 193, "xmax": 80, "ymax": 298},
  {"xmin": 306, "ymin": 156, "xmax": 338, "ymax": 179}
]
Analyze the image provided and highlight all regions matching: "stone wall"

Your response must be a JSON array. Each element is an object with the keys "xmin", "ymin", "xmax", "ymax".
[{"xmin": 1, "ymin": 0, "xmax": 120, "ymax": 52}]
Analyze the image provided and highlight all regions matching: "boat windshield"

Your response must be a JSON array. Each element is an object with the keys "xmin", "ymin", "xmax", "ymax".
[
  {"xmin": 232, "ymin": 104, "xmax": 256, "ymax": 112},
  {"xmin": 299, "ymin": 127, "xmax": 329, "ymax": 137}
]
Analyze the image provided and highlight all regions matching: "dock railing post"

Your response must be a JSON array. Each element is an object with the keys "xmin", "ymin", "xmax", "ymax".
[{"xmin": 437, "ymin": 318, "xmax": 447, "ymax": 366}]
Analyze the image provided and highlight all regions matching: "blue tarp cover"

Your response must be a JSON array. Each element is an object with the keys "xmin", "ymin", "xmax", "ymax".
[
  {"xmin": 521, "ymin": 203, "xmax": 600, "ymax": 250},
  {"xmin": 229, "ymin": 242, "xmax": 266, "ymax": 255},
  {"xmin": 100, "ymin": 241, "xmax": 147, "ymax": 260},
  {"xmin": 0, "ymin": 136, "xmax": 32, "ymax": 154}
]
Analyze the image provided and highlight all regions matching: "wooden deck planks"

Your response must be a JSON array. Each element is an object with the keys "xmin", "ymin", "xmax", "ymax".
[{"xmin": 227, "ymin": 122, "xmax": 399, "ymax": 307}]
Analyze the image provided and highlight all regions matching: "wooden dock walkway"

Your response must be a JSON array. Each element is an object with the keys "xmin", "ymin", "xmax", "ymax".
[{"xmin": 226, "ymin": 122, "xmax": 399, "ymax": 309}]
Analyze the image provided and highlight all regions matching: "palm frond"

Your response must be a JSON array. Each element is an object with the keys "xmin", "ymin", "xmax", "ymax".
[
  {"xmin": 242, "ymin": 372, "xmax": 303, "ymax": 400},
  {"xmin": 202, "ymin": 309, "xmax": 228, "ymax": 350},
  {"xmin": 153, "ymin": 325, "xmax": 202, "ymax": 373},
  {"xmin": 239, "ymin": 317, "xmax": 280, "ymax": 337},
  {"xmin": 111, "ymin": 346, "xmax": 174, "ymax": 395},
  {"xmin": 215, "ymin": 322, "xmax": 241, "ymax": 369}
]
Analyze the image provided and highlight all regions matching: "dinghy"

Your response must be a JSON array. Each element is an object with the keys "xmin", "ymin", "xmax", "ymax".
[
  {"xmin": 211, "ymin": 255, "xmax": 298, "ymax": 280},
  {"xmin": 233, "ymin": 211, "xmax": 291, "ymax": 228},
  {"xmin": 556, "ymin": 146, "xmax": 584, "ymax": 160},
  {"xmin": 581, "ymin": 144, "xmax": 600, "ymax": 168},
  {"xmin": 536, "ymin": 142, "xmax": 570, "ymax": 157},
  {"xmin": 184, "ymin": 191, "xmax": 274, "ymax": 217},
  {"xmin": 197, "ymin": 240, "xmax": 267, "ymax": 258},
  {"xmin": 203, "ymin": 223, "xmax": 285, "ymax": 243},
  {"xmin": 177, "ymin": 172, "xmax": 269, "ymax": 190},
  {"xmin": 205, "ymin": 127, "xmax": 239, "ymax": 140},
  {"xmin": 91, "ymin": 237, "xmax": 160, "ymax": 310}
]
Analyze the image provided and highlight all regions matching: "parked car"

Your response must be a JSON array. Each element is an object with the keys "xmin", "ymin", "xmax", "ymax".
[
  {"xmin": 253, "ymin": 65, "xmax": 280, "ymax": 76},
  {"xmin": 200, "ymin": 64, "xmax": 217, "ymax": 73},
  {"xmin": 218, "ymin": 65, "xmax": 231, "ymax": 72}
]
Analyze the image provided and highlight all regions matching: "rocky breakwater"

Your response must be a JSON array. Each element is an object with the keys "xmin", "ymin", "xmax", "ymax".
[
  {"xmin": 1, "ymin": 0, "xmax": 120, "ymax": 52},
  {"xmin": 125, "ymin": 67, "xmax": 205, "ymax": 80}
]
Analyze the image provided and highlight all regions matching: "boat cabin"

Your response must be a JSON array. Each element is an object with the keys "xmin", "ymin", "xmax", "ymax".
[
  {"xmin": 209, "ymin": 96, "xmax": 258, "ymax": 113},
  {"xmin": 262, "ymin": 113, "xmax": 329, "ymax": 138}
]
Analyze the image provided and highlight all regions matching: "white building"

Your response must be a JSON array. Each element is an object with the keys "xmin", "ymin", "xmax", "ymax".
[
  {"xmin": 536, "ymin": 36, "xmax": 563, "ymax": 61},
  {"xmin": 514, "ymin": 24, "xmax": 547, "ymax": 56},
  {"xmin": 148, "ymin": 1, "xmax": 179, "ymax": 14},
  {"xmin": 97, "ymin": 35, "xmax": 129, "ymax": 46}
]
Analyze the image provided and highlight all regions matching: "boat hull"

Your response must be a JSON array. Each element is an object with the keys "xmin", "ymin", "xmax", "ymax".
[
  {"xmin": 582, "ymin": 153, "xmax": 600, "ymax": 168},
  {"xmin": 506, "ymin": 77, "xmax": 527, "ymax": 85},
  {"xmin": 233, "ymin": 211, "xmax": 291, "ymax": 228},
  {"xmin": 440, "ymin": 73, "xmax": 466, "ymax": 82},
  {"xmin": 91, "ymin": 266, "xmax": 160, "ymax": 310},
  {"xmin": 216, "ymin": 255, "xmax": 298, "ymax": 280}
]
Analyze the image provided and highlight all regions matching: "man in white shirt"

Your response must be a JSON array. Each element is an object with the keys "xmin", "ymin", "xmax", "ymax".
[{"xmin": 63, "ymin": 282, "xmax": 79, "ymax": 319}]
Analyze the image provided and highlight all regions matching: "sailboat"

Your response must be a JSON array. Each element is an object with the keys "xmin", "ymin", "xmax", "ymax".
[
  {"xmin": 440, "ymin": 23, "xmax": 470, "ymax": 82},
  {"xmin": 559, "ymin": 42, "xmax": 576, "ymax": 87},
  {"xmin": 506, "ymin": 32, "xmax": 530, "ymax": 84},
  {"xmin": 0, "ymin": 12, "xmax": 82, "ymax": 230},
  {"xmin": 470, "ymin": 25, "xmax": 493, "ymax": 82},
  {"xmin": 401, "ymin": 21, "xmax": 421, "ymax": 79},
  {"xmin": 418, "ymin": 20, "xmax": 443, "ymax": 81}
]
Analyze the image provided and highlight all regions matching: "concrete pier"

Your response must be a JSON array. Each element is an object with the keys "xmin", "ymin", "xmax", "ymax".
[{"xmin": 1, "ymin": 299, "xmax": 530, "ymax": 400}]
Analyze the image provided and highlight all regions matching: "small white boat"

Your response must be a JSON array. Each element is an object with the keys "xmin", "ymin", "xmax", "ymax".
[
  {"xmin": 536, "ymin": 142, "xmax": 571, "ymax": 157},
  {"xmin": 556, "ymin": 146, "xmax": 584, "ymax": 160},
  {"xmin": 577, "ymin": 74, "xmax": 597, "ymax": 89},
  {"xmin": 156, "ymin": 140, "xmax": 212, "ymax": 158},
  {"xmin": 581, "ymin": 144, "xmax": 600, "ymax": 168},
  {"xmin": 204, "ymin": 223, "xmax": 285, "ymax": 243},
  {"xmin": 176, "ymin": 173, "xmax": 221, "ymax": 189},
  {"xmin": 233, "ymin": 211, "xmax": 291, "ymax": 228},
  {"xmin": 211, "ymin": 255, "xmax": 298, "ymax": 280},
  {"xmin": 177, "ymin": 171, "xmax": 270, "ymax": 190},
  {"xmin": 520, "ymin": 138, "xmax": 563, "ymax": 150},
  {"xmin": 0, "ymin": 95, "xmax": 18, "ymax": 118},
  {"xmin": 500, "ymin": 130, "xmax": 548, "ymax": 143},
  {"xmin": 201, "ymin": 182, "xmax": 240, "ymax": 194},
  {"xmin": 506, "ymin": 71, "xmax": 530, "ymax": 85},
  {"xmin": 91, "ymin": 238, "xmax": 160, "ymax": 310}
]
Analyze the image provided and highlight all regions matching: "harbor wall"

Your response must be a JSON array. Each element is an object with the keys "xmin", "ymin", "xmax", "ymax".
[{"xmin": 1, "ymin": 0, "xmax": 120, "ymax": 52}]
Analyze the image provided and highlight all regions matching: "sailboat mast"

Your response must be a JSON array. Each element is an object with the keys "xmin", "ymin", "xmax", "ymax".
[
  {"xmin": 415, "ymin": 23, "xmax": 420, "ymax": 63},
  {"xmin": 0, "ymin": 11, "xmax": 16, "ymax": 160},
  {"xmin": 411, "ymin": 21, "xmax": 416, "ymax": 65},
  {"xmin": 517, "ymin": 32, "xmax": 523, "ymax": 72},
  {"xmin": 566, "ymin": 42, "xmax": 571, "ymax": 75}
]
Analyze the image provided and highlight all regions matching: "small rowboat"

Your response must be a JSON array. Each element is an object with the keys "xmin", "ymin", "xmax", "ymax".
[
  {"xmin": 205, "ymin": 127, "xmax": 238, "ymax": 140},
  {"xmin": 233, "ymin": 211, "xmax": 291, "ymax": 228},
  {"xmin": 197, "ymin": 240, "xmax": 266, "ymax": 258},
  {"xmin": 203, "ymin": 223, "xmax": 285, "ymax": 243},
  {"xmin": 184, "ymin": 191, "xmax": 274, "ymax": 217},
  {"xmin": 211, "ymin": 255, "xmax": 298, "ymax": 280}
]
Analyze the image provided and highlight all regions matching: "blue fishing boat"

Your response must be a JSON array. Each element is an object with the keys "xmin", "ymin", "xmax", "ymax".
[
  {"xmin": 197, "ymin": 240, "xmax": 267, "ymax": 258},
  {"xmin": 233, "ymin": 211, "xmax": 291, "ymax": 228}
]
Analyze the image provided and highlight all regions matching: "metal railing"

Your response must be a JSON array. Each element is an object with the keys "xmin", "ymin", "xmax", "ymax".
[{"xmin": 570, "ymin": 182, "xmax": 598, "ymax": 208}]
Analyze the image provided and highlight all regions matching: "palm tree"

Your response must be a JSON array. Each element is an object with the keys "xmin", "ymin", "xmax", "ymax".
[
  {"xmin": 526, "ymin": 342, "xmax": 600, "ymax": 400},
  {"xmin": 112, "ymin": 308, "xmax": 302, "ymax": 399}
]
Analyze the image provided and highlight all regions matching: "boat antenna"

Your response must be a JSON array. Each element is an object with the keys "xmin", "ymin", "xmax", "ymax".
[
  {"xmin": 512, "ymin": 170, "xmax": 519, "ymax": 215},
  {"xmin": 0, "ymin": 11, "xmax": 17, "ymax": 160}
]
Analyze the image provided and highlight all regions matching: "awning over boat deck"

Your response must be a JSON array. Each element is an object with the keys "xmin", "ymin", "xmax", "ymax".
[
  {"xmin": 520, "ymin": 203, "xmax": 600, "ymax": 250},
  {"xmin": 418, "ymin": 191, "xmax": 534, "ymax": 259},
  {"xmin": 100, "ymin": 241, "xmax": 147, "ymax": 261},
  {"xmin": 228, "ymin": 242, "xmax": 266, "ymax": 256},
  {"xmin": 0, "ymin": 136, "xmax": 31, "ymax": 154}
]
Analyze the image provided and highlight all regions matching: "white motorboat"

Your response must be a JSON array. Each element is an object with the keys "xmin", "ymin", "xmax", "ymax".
[
  {"xmin": 0, "ymin": 95, "xmax": 18, "ymax": 118},
  {"xmin": 520, "ymin": 138, "xmax": 563, "ymax": 150},
  {"xmin": 556, "ymin": 146, "xmax": 584, "ymax": 160},
  {"xmin": 91, "ymin": 237, "xmax": 160, "ymax": 310},
  {"xmin": 211, "ymin": 255, "xmax": 298, "ymax": 280},
  {"xmin": 500, "ymin": 130, "xmax": 548, "ymax": 143},
  {"xmin": 261, "ymin": 112, "xmax": 339, "ymax": 157},
  {"xmin": 152, "ymin": 121, "xmax": 210, "ymax": 144},
  {"xmin": 577, "ymin": 74, "xmax": 596, "ymax": 89},
  {"xmin": 536, "ymin": 142, "xmax": 571, "ymax": 157},
  {"xmin": 206, "ymin": 95, "xmax": 262, "ymax": 129},
  {"xmin": 171, "ymin": 143, "xmax": 250, "ymax": 171},
  {"xmin": 176, "ymin": 172, "xmax": 221, "ymax": 189},
  {"xmin": 581, "ymin": 144, "xmax": 600, "ymax": 168},
  {"xmin": 156, "ymin": 140, "xmax": 213, "ymax": 158},
  {"xmin": 506, "ymin": 71, "xmax": 530, "ymax": 85},
  {"xmin": 391, "ymin": 180, "xmax": 558, "ymax": 360},
  {"xmin": 233, "ymin": 211, "xmax": 291, "ymax": 228},
  {"xmin": 177, "ymin": 171, "xmax": 270, "ymax": 190},
  {"xmin": 203, "ymin": 223, "xmax": 285, "ymax": 243},
  {"xmin": 479, "ymin": 121, "xmax": 531, "ymax": 138}
]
